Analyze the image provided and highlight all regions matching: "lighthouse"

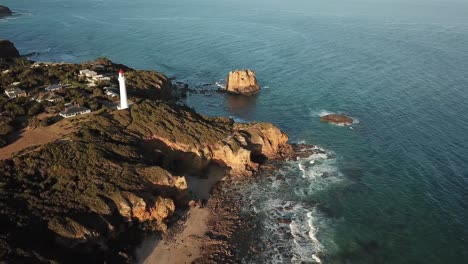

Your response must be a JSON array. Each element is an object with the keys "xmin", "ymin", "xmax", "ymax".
[{"xmin": 118, "ymin": 69, "xmax": 129, "ymax": 110}]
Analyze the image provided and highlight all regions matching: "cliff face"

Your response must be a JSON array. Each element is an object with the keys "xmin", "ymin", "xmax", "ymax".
[
  {"xmin": 0, "ymin": 5, "xmax": 12, "ymax": 17},
  {"xmin": 128, "ymin": 101, "xmax": 292, "ymax": 177},
  {"xmin": 0, "ymin": 40, "xmax": 20, "ymax": 58},
  {"xmin": 226, "ymin": 70, "xmax": 260, "ymax": 96},
  {"xmin": 0, "ymin": 100, "xmax": 291, "ymax": 263}
]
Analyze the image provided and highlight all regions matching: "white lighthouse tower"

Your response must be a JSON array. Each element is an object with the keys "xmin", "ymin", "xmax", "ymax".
[{"xmin": 118, "ymin": 69, "xmax": 129, "ymax": 110}]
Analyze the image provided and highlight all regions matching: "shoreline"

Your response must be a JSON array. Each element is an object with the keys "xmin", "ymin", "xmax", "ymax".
[
  {"xmin": 137, "ymin": 160, "xmax": 300, "ymax": 264},
  {"xmin": 137, "ymin": 165, "xmax": 234, "ymax": 264}
]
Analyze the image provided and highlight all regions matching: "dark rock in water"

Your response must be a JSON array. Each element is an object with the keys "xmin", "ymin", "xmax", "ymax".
[
  {"xmin": 0, "ymin": 40, "xmax": 20, "ymax": 58},
  {"xmin": 225, "ymin": 69, "xmax": 260, "ymax": 96},
  {"xmin": 320, "ymin": 114, "xmax": 353, "ymax": 126},
  {"xmin": 0, "ymin": 5, "xmax": 12, "ymax": 17}
]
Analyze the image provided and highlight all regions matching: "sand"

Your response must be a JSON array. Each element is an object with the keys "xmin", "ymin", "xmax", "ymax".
[
  {"xmin": 139, "ymin": 206, "xmax": 210, "ymax": 264},
  {"xmin": 138, "ymin": 166, "xmax": 228, "ymax": 264}
]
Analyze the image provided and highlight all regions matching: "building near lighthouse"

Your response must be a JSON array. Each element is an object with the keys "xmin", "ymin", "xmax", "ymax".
[{"xmin": 117, "ymin": 69, "xmax": 129, "ymax": 110}]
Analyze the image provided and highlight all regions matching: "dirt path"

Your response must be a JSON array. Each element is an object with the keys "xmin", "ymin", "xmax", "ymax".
[{"xmin": 0, "ymin": 120, "xmax": 77, "ymax": 160}]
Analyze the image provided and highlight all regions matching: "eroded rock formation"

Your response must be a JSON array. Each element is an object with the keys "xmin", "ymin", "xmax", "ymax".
[
  {"xmin": 226, "ymin": 70, "xmax": 260, "ymax": 96},
  {"xmin": 0, "ymin": 98, "xmax": 292, "ymax": 263},
  {"xmin": 320, "ymin": 114, "xmax": 353, "ymax": 126},
  {"xmin": 0, "ymin": 40, "xmax": 20, "ymax": 58},
  {"xmin": 0, "ymin": 5, "xmax": 12, "ymax": 17},
  {"xmin": 129, "ymin": 101, "xmax": 293, "ymax": 177}
]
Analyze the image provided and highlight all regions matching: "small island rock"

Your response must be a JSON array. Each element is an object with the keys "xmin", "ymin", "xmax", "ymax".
[
  {"xmin": 226, "ymin": 69, "xmax": 260, "ymax": 96},
  {"xmin": 0, "ymin": 5, "xmax": 12, "ymax": 17},
  {"xmin": 320, "ymin": 114, "xmax": 353, "ymax": 126},
  {"xmin": 0, "ymin": 40, "xmax": 20, "ymax": 58}
]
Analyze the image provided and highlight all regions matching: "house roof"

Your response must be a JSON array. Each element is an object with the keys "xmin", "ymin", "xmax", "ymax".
[
  {"xmin": 36, "ymin": 92, "xmax": 63, "ymax": 102},
  {"xmin": 46, "ymin": 84, "xmax": 62, "ymax": 90},
  {"xmin": 60, "ymin": 105, "xmax": 90, "ymax": 116},
  {"xmin": 80, "ymin": 69, "xmax": 98, "ymax": 76},
  {"xmin": 5, "ymin": 88, "xmax": 26, "ymax": 97}
]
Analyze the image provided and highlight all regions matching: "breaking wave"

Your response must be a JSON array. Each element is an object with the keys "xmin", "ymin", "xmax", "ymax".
[{"xmin": 229, "ymin": 145, "xmax": 344, "ymax": 263}]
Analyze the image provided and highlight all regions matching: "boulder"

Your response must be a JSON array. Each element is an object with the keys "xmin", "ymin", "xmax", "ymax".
[
  {"xmin": 320, "ymin": 114, "xmax": 353, "ymax": 126},
  {"xmin": 0, "ymin": 40, "xmax": 20, "ymax": 58},
  {"xmin": 226, "ymin": 69, "xmax": 260, "ymax": 96},
  {"xmin": 0, "ymin": 5, "xmax": 12, "ymax": 17}
]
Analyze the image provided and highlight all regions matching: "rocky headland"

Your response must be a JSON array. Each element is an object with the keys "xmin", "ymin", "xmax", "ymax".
[
  {"xmin": 0, "ymin": 51, "xmax": 294, "ymax": 263},
  {"xmin": 0, "ymin": 40, "xmax": 20, "ymax": 58},
  {"xmin": 320, "ymin": 114, "xmax": 353, "ymax": 126},
  {"xmin": 0, "ymin": 5, "xmax": 12, "ymax": 17},
  {"xmin": 225, "ymin": 69, "xmax": 260, "ymax": 96}
]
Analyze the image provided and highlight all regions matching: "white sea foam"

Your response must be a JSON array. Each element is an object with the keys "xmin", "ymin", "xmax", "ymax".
[
  {"xmin": 310, "ymin": 109, "xmax": 336, "ymax": 117},
  {"xmin": 231, "ymin": 145, "xmax": 343, "ymax": 263},
  {"xmin": 215, "ymin": 81, "xmax": 225, "ymax": 89}
]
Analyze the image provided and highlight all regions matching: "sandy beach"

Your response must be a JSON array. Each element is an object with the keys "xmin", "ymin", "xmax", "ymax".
[
  {"xmin": 139, "ymin": 206, "xmax": 210, "ymax": 264},
  {"xmin": 137, "ymin": 166, "xmax": 231, "ymax": 264}
]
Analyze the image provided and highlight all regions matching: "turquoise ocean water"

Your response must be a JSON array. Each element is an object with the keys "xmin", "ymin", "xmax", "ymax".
[{"xmin": 1, "ymin": 0, "xmax": 468, "ymax": 263}]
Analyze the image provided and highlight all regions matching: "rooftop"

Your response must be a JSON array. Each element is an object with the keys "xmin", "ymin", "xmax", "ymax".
[{"xmin": 60, "ymin": 105, "xmax": 90, "ymax": 116}]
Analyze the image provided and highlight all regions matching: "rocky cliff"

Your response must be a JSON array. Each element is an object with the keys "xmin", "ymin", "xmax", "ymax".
[
  {"xmin": 0, "ymin": 99, "xmax": 292, "ymax": 263},
  {"xmin": 128, "ymin": 101, "xmax": 292, "ymax": 177},
  {"xmin": 0, "ymin": 5, "xmax": 12, "ymax": 17},
  {"xmin": 0, "ymin": 40, "xmax": 20, "ymax": 58},
  {"xmin": 226, "ymin": 70, "xmax": 260, "ymax": 96}
]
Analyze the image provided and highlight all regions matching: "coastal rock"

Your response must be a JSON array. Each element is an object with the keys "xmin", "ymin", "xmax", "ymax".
[
  {"xmin": 0, "ymin": 5, "xmax": 12, "ymax": 17},
  {"xmin": 320, "ymin": 114, "xmax": 353, "ymax": 126},
  {"xmin": 0, "ymin": 62, "xmax": 291, "ymax": 263},
  {"xmin": 0, "ymin": 40, "xmax": 20, "ymax": 58},
  {"xmin": 130, "ymin": 101, "xmax": 292, "ymax": 177},
  {"xmin": 114, "ymin": 192, "xmax": 175, "ymax": 228},
  {"xmin": 225, "ymin": 70, "xmax": 260, "ymax": 96}
]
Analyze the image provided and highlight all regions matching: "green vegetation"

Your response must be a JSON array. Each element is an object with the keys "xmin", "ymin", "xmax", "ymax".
[
  {"xmin": 0, "ymin": 104, "xmax": 179, "ymax": 263},
  {"xmin": 129, "ymin": 101, "xmax": 234, "ymax": 147},
  {"xmin": 0, "ymin": 57, "xmax": 174, "ymax": 149},
  {"xmin": 0, "ymin": 96, "xmax": 262, "ymax": 262}
]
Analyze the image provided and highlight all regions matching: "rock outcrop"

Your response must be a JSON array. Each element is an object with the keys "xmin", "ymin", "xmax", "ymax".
[
  {"xmin": 0, "ymin": 40, "xmax": 20, "ymax": 58},
  {"xmin": 226, "ymin": 69, "xmax": 260, "ymax": 96},
  {"xmin": 129, "ymin": 101, "xmax": 292, "ymax": 177},
  {"xmin": 0, "ymin": 98, "xmax": 293, "ymax": 263},
  {"xmin": 0, "ymin": 5, "xmax": 12, "ymax": 17},
  {"xmin": 320, "ymin": 114, "xmax": 353, "ymax": 126}
]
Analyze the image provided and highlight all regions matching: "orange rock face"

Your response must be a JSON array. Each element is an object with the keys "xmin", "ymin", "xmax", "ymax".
[
  {"xmin": 226, "ymin": 70, "xmax": 260, "ymax": 96},
  {"xmin": 320, "ymin": 114, "xmax": 353, "ymax": 125}
]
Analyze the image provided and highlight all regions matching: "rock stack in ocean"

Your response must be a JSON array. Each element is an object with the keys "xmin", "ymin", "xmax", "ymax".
[
  {"xmin": 226, "ymin": 69, "xmax": 260, "ymax": 96},
  {"xmin": 0, "ymin": 5, "xmax": 12, "ymax": 17},
  {"xmin": 0, "ymin": 40, "xmax": 20, "ymax": 58},
  {"xmin": 320, "ymin": 114, "xmax": 353, "ymax": 126}
]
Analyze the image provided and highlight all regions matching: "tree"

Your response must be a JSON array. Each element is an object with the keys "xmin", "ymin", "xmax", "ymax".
[{"xmin": 27, "ymin": 102, "xmax": 44, "ymax": 116}]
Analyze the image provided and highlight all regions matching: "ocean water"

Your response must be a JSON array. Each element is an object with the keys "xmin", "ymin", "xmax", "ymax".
[{"xmin": 2, "ymin": 0, "xmax": 468, "ymax": 263}]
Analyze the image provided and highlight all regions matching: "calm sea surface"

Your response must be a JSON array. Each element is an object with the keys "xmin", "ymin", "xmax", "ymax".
[{"xmin": 2, "ymin": 0, "xmax": 468, "ymax": 263}]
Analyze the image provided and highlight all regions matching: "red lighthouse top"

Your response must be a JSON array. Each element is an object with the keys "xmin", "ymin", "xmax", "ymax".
[{"xmin": 119, "ymin": 69, "xmax": 124, "ymax": 74}]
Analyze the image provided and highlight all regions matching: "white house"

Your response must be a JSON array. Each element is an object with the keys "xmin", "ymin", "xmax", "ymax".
[
  {"xmin": 4, "ymin": 88, "xmax": 27, "ymax": 99},
  {"xmin": 59, "ymin": 105, "xmax": 91, "ymax": 118},
  {"xmin": 92, "ymin": 74, "xmax": 111, "ymax": 82},
  {"xmin": 45, "ymin": 84, "xmax": 63, "ymax": 92},
  {"xmin": 35, "ymin": 92, "xmax": 64, "ymax": 103},
  {"xmin": 79, "ymin": 69, "xmax": 98, "ymax": 78},
  {"xmin": 104, "ymin": 87, "xmax": 119, "ymax": 98}
]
